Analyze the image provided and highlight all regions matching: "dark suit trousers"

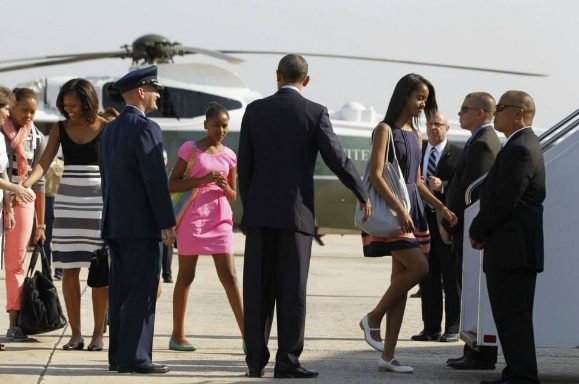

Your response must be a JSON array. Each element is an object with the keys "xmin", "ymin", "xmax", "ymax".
[
  {"xmin": 452, "ymin": 231, "xmax": 465, "ymax": 289},
  {"xmin": 419, "ymin": 210, "xmax": 460, "ymax": 333},
  {"xmin": 243, "ymin": 227, "xmax": 313, "ymax": 371},
  {"xmin": 43, "ymin": 196, "xmax": 55, "ymax": 268},
  {"xmin": 486, "ymin": 269, "xmax": 539, "ymax": 383},
  {"xmin": 107, "ymin": 238, "xmax": 161, "ymax": 366},
  {"xmin": 161, "ymin": 243, "xmax": 173, "ymax": 280}
]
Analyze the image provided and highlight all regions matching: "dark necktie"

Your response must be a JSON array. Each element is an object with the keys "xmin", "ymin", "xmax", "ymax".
[{"xmin": 425, "ymin": 147, "xmax": 437, "ymax": 183}]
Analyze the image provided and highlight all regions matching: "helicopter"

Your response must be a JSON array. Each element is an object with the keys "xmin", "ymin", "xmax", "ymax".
[{"xmin": 0, "ymin": 34, "xmax": 547, "ymax": 238}]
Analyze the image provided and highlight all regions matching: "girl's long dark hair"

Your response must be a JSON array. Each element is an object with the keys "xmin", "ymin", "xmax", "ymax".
[{"xmin": 382, "ymin": 73, "xmax": 437, "ymax": 129}]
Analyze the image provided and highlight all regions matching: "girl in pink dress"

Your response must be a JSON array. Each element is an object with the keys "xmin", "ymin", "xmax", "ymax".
[{"xmin": 168, "ymin": 102, "xmax": 243, "ymax": 351}]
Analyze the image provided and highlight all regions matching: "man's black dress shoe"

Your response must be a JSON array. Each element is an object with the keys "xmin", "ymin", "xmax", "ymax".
[
  {"xmin": 245, "ymin": 368, "xmax": 265, "ymax": 377},
  {"xmin": 439, "ymin": 332, "xmax": 459, "ymax": 342},
  {"xmin": 274, "ymin": 366, "xmax": 319, "ymax": 379},
  {"xmin": 108, "ymin": 364, "xmax": 118, "ymax": 371},
  {"xmin": 447, "ymin": 356, "xmax": 495, "ymax": 370},
  {"xmin": 409, "ymin": 289, "xmax": 421, "ymax": 298},
  {"xmin": 411, "ymin": 330, "xmax": 441, "ymax": 341},
  {"xmin": 480, "ymin": 380, "xmax": 509, "ymax": 384},
  {"xmin": 117, "ymin": 362, "xmax": 169, "ymax": 373},
  {"xmin": 446, "ymin": 355, "xmax": 465, "ymax": 364}
]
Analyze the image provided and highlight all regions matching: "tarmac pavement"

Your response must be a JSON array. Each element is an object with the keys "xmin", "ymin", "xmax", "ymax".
[{"xmin": 1, "ymin": 233, "xmax": 577, "ymax": 383}]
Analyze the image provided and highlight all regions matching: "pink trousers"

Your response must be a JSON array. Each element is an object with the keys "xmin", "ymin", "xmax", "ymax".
[{"xmin": 4, "ymin": 201, "xmax": 35, "ymax": 312}]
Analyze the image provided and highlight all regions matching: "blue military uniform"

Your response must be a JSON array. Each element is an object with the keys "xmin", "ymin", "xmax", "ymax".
[{"xmin": 99, "ymin": 66, "xmax": 175, "ymax": 371}]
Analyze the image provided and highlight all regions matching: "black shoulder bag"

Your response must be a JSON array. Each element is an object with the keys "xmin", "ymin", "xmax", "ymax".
[{"xmin": 18, "ymin": 244, "xmax": 67, "ymax": 335}]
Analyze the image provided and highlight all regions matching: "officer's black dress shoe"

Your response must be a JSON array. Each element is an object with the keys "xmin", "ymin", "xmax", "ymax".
[
  {"xmin": 274, "ymin": 366, "xmax": 319, "ymax": 378},
  {"xmin": 411, "ymin": 330, "xmax": 442, "ymax": 341},
  {"xmin": 245, "ymin": 368, "xmax": 265, "ymax": 377},
  {"xmin": 480, "ymin": 380, "xmax": 511, "ymax": 384},
  {"xmin": 447, "ymin": 356, "xmax": 495, "ymax": 370},
  {"xmin": 117, "ymin": 362, "xmax": 169, "ymax": 373},
  {"xmin": 439, "ymin": 332, "xmax": 459, "ymax": 342}
]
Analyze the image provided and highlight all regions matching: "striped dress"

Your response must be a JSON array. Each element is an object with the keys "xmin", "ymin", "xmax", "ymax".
[{"xmin": 52, "ymin": 122, "xmax": 104, "ymax": 269}]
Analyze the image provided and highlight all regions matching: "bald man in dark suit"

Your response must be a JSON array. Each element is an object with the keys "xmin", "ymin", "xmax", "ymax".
[
  {"xmin": 471, "ymin": 91, "xmax": 545, "ymax": 384},
  {"xmin": 238, "ymin": 54, "xmax": 370, "ymax": 378}
]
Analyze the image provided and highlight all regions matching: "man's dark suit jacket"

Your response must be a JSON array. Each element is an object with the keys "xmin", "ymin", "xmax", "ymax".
[
  {"xmin": 420, "ymin": 141, "xmax": 461, "ymax": 333},
  {"xmin": 422, "ymin": 142, "xmax": 462, "ymax": 205},
  {"xmin": 470, "ymin": 128, "xmax": 546, "ymax": 272},
  {"xmin": 100, "ymin": 106, "xmax": 176, "ymax": 238},
  {"xmin": 441, "ymin": 126, "xmax": 501, "ymax": 251},
  {"xmin": 238, "ymin": 87, "xmax": 366, "ymax": 234}
]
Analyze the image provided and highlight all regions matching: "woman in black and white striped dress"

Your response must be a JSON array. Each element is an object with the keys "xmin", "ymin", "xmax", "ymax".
[{"xmin": 25, "ymin": 79, "xmax": 108, "ymax": 351}]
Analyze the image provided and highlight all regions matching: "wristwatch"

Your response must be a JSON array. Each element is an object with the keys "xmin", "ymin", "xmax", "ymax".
[{"xmin": 37, "ymin": 224, "xmax": 47, "ymax": 230}]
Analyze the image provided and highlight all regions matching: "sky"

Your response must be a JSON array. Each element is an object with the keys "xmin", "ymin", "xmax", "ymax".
[{"xmin": 1, "ymin": 0, "xmax": 577, "ymax": 129}]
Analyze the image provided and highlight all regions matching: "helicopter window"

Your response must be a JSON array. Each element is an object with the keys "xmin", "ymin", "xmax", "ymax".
[{"xmin": 102, "ymin": 83, "xmax": 242, "ymax": 118}]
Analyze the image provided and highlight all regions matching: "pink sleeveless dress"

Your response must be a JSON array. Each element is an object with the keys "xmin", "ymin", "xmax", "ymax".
[{"xmin": 175, "ymin": 141, "xmax": 237, "ymax": 255}]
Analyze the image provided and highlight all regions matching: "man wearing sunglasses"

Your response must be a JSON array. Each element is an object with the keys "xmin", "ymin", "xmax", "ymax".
[
  {"xmin": 470, "ymin": 91, "xmax": 544, "ymax": 384},
  {"xmin": 441, "ymin": 92, "xmax": 501, "ymax": 370}
]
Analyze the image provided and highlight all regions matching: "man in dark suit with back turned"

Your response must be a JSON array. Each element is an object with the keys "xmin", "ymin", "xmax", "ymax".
[
  {"xmin": 238, "ymin": 54, "xmax": 370, "ymax": 378},
  {"xmin": 441, "ymin": 92, "xmax": 501, "ymax": 370},
  {"xmin": 99, "ymin": 65, "xmax": 176, "ymax": 374},
  {"xmin": 411, "ymin": 111, "xmax": 461, "ymax": 342},
  {"xmin": 470, "ymin": 91, "xmax": 545, "ymax": 384}
]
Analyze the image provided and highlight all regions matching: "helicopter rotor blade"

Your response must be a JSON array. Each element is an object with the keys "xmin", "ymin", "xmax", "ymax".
[
  {"xmin": 0, "ymin": 51, "xmax": 131, "ymax": 73},
  {"xmin": 0, "ymin": 50, "xmax": 130, "ymax": 65},
  {"xmin": 169, "ymin": 46, "xmax": 244, "ymax": 64},
  {"xmin": 220, "ymin": 50, "xmax": 548, "ymax": 77}
]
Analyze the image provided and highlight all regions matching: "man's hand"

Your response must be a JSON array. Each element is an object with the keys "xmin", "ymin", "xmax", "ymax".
[
  {"xmin": 428, "ymin": 176, "xmax": 443, "ymax": 192},
  {"xmin": 162, "ymin": 227, "xmax": 176, "ymax": 246},
  {"xmin": 359, "ymin": 200, "xmax": 371, "ymax": 223},
  {"xmin": 469, "ymin": 235, "xmax": 485, "ymax": 250}
]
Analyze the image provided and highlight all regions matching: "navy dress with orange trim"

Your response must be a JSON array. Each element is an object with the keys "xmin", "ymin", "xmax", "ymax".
[{"xmin": 362, "ymin": 126, "xmax": 430, "ymax": 257}]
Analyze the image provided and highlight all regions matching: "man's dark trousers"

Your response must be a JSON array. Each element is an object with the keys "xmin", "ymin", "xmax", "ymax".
[
  {"xmin": 243, "ymin": 227, "xmax": 313, "ymax": 372},
  {"xmin": 108, "ymin": 238, "xmax": 161, "ymax": 366},
  {"xmin": 419, "ymin": 209, "xmax": 460, "ymax": 334}
]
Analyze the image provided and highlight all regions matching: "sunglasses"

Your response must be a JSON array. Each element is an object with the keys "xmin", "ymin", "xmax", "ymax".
[
  {"xmin": 460, "ymin": 106, "xmax": 487, "ymax": 113},
  {"xmin": 496, "ymin": 104, "xmax": 524, "ymax": 113}
]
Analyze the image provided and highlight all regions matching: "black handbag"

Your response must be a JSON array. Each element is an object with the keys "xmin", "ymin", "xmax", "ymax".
[
  {"xmin": 87, "ymin": 246, "xmax": 109, "ymax": 288},
  {"xmin": 18, "ymin": 244, "xmax": 67, "ymax": 335}
]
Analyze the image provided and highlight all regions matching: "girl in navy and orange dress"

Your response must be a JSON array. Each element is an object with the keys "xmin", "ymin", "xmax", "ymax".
[
  {"xmin": 2, "ymin": 88, "xmax": 47, "ymax": 343},
  {"xmin": 358, "ymin": 74, "xmax": 457, "ymax": 373},
  {"xmin": 168, "ymin": 102, "xmax": 243, "ymax": 352},
  {"xmin": 24, "ymin": 79, "xmax": 108, "ymax": 351}
]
